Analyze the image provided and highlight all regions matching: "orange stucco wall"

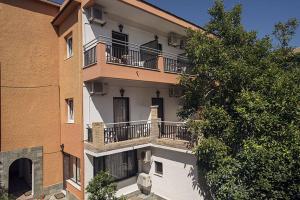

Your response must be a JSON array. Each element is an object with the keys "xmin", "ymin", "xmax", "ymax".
[
  {"xmin": 57, "ymin": 4, "xmax": 84, "ymax": 199},
  {"xmin": 0, "ymin": 0, "xmax": 62, "ymax": 188}
]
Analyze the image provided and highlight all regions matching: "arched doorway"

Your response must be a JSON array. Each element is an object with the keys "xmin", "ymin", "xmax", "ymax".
[{"xmin": 9, "ymin": 158, "xmax": 32, "ymax": 198}]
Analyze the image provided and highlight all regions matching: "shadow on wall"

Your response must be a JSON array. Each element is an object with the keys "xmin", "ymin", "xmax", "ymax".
[
  {"xmin": 188, "ymin": 166, "xmax": 213, "ymax": 200},
  {"xmin": 153, "ymin": 147, "xmax": 213, "ymax": 200},
  {"xmin": 2, "ymin": 0, "xmax": 58, "ymax": 16}
]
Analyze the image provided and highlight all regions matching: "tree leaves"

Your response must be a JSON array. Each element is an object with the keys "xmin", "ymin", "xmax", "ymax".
[{"xmin": 179, "ymin": 0, "xmax": 300, "ymax": 199}]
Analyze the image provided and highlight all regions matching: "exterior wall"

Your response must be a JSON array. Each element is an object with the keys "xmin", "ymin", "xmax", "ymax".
[
  {"xmin": 150, "ymin": 147, "xmax": 202, "ymax": 200},
  {"xmin": 0, "ymin": 147, "xmax": 43, "ymax": 198},
  {"xmin": 83, "ymin": 14, "xmax": 184, "ymax": 56},
  {"xmin": 83, "ymin": 80, "xmax": 181, "ymax": 140},
  {"xmin": 57, "ymin": 3, "xmax": 84, "ymax": 199},
  {"xmin": 0, "ymin": 0, "xmax": 62, "ymax": 193},
  {"xmin": 84, "ymin": 147, "xmax": 202, "ymax": 200}
]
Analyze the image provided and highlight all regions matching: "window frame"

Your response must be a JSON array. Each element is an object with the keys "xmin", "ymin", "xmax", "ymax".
[
  {"xmin": 94, "ymin": 150, "xmax": 138, "ymax": 181},
  {"xmin": 66, "ymin": 98, "xmax": 74, "ymax": 123},
  {"xmin": 66, "ymin": 35, "xmax": 73, "ymax": 58},
  {"xmin": 155, "ymin": 161, "xmax": 163, "ymax": 175},
  {"xmin": 64, "ymin": 154, "xmax": 81, "ymax": 186}
]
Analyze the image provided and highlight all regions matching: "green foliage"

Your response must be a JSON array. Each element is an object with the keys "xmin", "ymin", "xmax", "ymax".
[
  {"xmin": 0, "ymin": 187, "xmax": 13, "ymax": 200},
  {"xmin": 86, "ymin": 171, "xmax": 126, "ymax": 200},
  {"xmin": 179, "ymin": 0, "xmax": 300, "ymax": 199},
  {"xmin": 273, "ymin": 18, "xmax": 299, "ymax": 48}
]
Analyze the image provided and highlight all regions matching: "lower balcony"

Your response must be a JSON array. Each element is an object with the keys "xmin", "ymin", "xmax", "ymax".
[{"xmin": 85, "ymin": 107, "xmax": 194, "ymax": 153}]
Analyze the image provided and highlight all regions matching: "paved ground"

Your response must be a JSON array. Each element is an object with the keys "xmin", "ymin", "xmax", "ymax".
[{"xmin": 127, "ymin": 192, "xmax": 166, "ymax": 200}]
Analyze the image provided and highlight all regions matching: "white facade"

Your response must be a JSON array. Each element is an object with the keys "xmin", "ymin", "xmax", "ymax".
[
  {"xmin": 84, "ymin": 146, "xmax": 203, "ymax": 200},
  {"xmin": 83, "ymin": 80, "xmax": 181, "ymax": 140},
  {"xmin": 82, "ymin": 2, "xmax": 203, "ymax": 200},
  {"xmin": 83, "ymin": 12, "xmax": 184, "ymax": 56}
]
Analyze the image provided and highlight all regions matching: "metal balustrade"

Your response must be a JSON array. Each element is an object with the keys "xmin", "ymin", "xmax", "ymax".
[
  {"xmin": 163, "ymin": 57, "xmax": 192, "ymax": 74},
  {"xmin": 104, "ymin": 120, "xmax": 151, "ymax": 144},
  {"xmin": 84, "ymin": 46, "xmax": 97, "ymax": 67},
  {"xmin": 83, "ymin": 35, "xmax": 193, "ymax": 72},
  {"xmin": 159, "ymin": 121, "xmax": 191, "ymax": 141},
  {"xmin": 105, "ymin": 44, "xmax": 158, "ymax": 69}
]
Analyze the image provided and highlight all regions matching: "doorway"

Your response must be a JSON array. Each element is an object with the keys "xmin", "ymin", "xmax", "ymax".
[
  {"xmin": 113, "ymin": 97, "xmax": 130, "ymax": 141},
  {"xmin": 112, "ymin": 31, "xmax": 128, "ymax": 59},
  {"xmin": 9, "ymin": 158, "xmax": 32, "ymax": 198},
  {"xmin": 152, "ymin": 98, "xmax": 164, "ymax": 121}
]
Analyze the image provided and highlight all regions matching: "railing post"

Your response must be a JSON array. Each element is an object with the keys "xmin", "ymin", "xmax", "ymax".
[
  {"xmin": 92, "ymin": 122, "xmax": 104, "ymax": 149},
  {"xmin": 97, "ymin": 42, "xmax": 106, "ymax": 66},
  {"xmin": 150, "ymin": 105, "xmax": 159, "ymax": 143},
  {"xmin": 157, "ymin": 55, "xmax": 164, "ymax": 72}
]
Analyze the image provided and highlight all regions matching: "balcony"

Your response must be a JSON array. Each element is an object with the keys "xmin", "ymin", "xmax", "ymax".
[
  {"xmin": 82, "ymin": 36, "xmax": 193, "ymax": 84},
  {"xmin": 85, "ymin": 106, "xmax": 195, "ymax": 153}
]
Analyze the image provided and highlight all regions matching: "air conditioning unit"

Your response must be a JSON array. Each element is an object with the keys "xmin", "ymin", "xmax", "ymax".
[
  {"xmin": 169, "ymin": 87, "xmax": 182, "ymax": 97},
  {"xmin": 89, "ymin": 82, "xmax": 108, "ymax": 95},
  {"xmin": 168, "ymin": 32, "xmax": 179, "ymax": 47},
  {"xmin": 87, "ymin": 5, "xmax": 106, "ymax": 25},
  {"xmin": 140, "ymin": 150, "xmax": 151, "ymax": 163}
]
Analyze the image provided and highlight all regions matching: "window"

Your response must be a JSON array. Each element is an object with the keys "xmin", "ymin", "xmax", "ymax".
[
  {"xmin": 155, "ymin": 161, "xmax": 163, "ymax": 175},
  {"xmin": 64, "ymin": 154, "xmax": 80, "ymax": 185},
  {"xmin": 66, "ymin": 35, "xmax": 73, "ymax": 58},
  {"xmin": 66, "ymin": 98, "xmax": 74, "ymax": 123},
  {"xmin": 94, "ymin": 150, "xmax": 137, "ymax": 181}
]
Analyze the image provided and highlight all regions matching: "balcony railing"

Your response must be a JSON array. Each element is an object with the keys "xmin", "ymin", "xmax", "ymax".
[
  {"xmin": 104, "ymin": 120, "xmax": 151, "ymax": 144},
  {"xmin": 163, "ymin": 57, "xmax": 192, "ymax": 74},
  {"xmin": 84, "ymin": 46, "xmax": 97, "ymax": 66},
  {"xmin": 106, "ymin": 44, "xmax": 158, "ymax": 70},
  {"xmin": 83, "ymin": 35, "xmax": 193, "ymax": 74},
  {"xmin": 159, "ymin": 121, "xmax": 191, "ymax": 141}
]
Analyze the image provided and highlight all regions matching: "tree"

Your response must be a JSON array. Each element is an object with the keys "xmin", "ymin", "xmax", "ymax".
[
  {"xmin": 179, "ymin": 0, "xmax": 300, "ymax": 199},
  {"xmin": 86, "ymin": 171, "xmax": 126, "ymax": 200}
]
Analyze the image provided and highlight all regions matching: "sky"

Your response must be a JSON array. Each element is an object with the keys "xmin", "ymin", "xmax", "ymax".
[
  {"xmin": 53, "ymin": 0, "xmax": 300, "ymax": 47},
  {"xmin": 144, "ymin": 0, "xmax": 300, "ymax": 47}
]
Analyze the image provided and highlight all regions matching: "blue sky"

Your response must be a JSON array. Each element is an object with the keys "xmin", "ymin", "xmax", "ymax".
[
  {"xmin": 145, "ymin": 0, "xmax": 300, "ymax": 47},
  {"xmin": 53, "ymin": 0, "xmax": 300, "ymax": 47}
]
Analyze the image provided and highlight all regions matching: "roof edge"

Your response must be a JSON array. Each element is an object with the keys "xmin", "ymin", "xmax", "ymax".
[
  {"xmin": 138, "ymin": 0, "xmax": 206, "ymax": 31},
  {"xmin": 39, "ymin": 0, "xmax": 61, "ymax": 7}
]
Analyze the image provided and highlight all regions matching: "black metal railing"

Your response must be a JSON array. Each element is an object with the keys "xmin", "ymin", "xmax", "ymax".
[
  {"xmin": 106, "ymin": 44, "xmax": 158, "ymax": 70},
  {"xmin": 164, "ymin": 57, "xmax": 192, "ymax": 74},
  {"xmin": 159, "ymin": 122, "xmax": 191, "ymax": 141},
  {"xmin": 104, "ymin": 121, "xmax": 151, "ymax": 144},
  {"xmin": 84, "ymin": 46, "xmax": 97, "ymax": 67},
  {"xmin": 87, "ymin": 126, "xmax": 93, "ymax": 142}
]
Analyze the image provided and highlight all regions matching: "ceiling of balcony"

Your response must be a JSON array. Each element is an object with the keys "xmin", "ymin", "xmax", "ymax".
[{"xmin": 95, "ymin": 0, "xmax": 188, "ymax": 37}]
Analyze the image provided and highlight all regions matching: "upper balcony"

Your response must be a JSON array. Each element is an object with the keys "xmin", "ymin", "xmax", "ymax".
[{"xmin": 82, "ymin": 36, "xmax": 193, "ymax": 84}]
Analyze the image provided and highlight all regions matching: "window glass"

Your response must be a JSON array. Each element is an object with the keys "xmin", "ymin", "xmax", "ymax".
[
  {"xmin": 67, "ymin": 99, "xmax": 74, "ymax": 123},
  {"xmin": 66, "ymin": 36, "xmax": 73, "ymax": 58},
  {"xmin": 94, "ymin": 150, "xmax": 137, "ymax": 181},
  {"xmin": 155, "ymin": 161, "xmax": 163, "ymax": 175},
  {"xmin": 64, "ymin": 154, "xmax": 80, "ymax": 185}
]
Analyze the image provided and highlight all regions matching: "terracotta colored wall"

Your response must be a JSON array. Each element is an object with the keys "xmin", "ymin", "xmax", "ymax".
[
  {"xmin": 57, "ymin": 5, "xmax": 84, "ymax": 199},
  {"xmin": 0, "ymin": 0, "xmax": 62, "ymax": 188}
]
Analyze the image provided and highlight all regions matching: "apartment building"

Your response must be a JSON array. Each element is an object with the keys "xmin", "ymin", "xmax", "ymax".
[{"xmin": 1, "ymin": 0, "xmax": 210, "ymax": 199}]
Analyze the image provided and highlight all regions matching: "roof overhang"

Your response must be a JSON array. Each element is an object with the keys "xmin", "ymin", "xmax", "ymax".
[{"xmin": 52, "ymin": 0, "xmax": 81, "ymax": 26}]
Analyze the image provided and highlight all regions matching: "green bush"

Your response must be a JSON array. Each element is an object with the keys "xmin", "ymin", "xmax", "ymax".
[{"xmin": 86, "ymin": 171, "xmax": 125, "ymax": 200}]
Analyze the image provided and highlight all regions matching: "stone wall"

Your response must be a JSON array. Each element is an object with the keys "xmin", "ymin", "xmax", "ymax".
[{"xmin": 0, "ymin": 146, "xmax": 43, "ymax": 198}]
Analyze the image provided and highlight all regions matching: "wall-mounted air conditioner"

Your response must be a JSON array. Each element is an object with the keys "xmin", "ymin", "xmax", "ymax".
[
  {"xmin": 168, "ymin": 32, "xmax": 179, "ymax": 47},
  {"xmin": 87, "ymin": 5, "xmax": 106, "ymax": 25},
  {"xmin": 169, "ymin": 87, "xmax": 182, "ymax": 97},
  {"xmin": 140, "ymin": 150, "xmax": 151, "ymax": 163},
  {"xmin": 89, "ymin": 81, "xmax": 108, "ymax": 95}
]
